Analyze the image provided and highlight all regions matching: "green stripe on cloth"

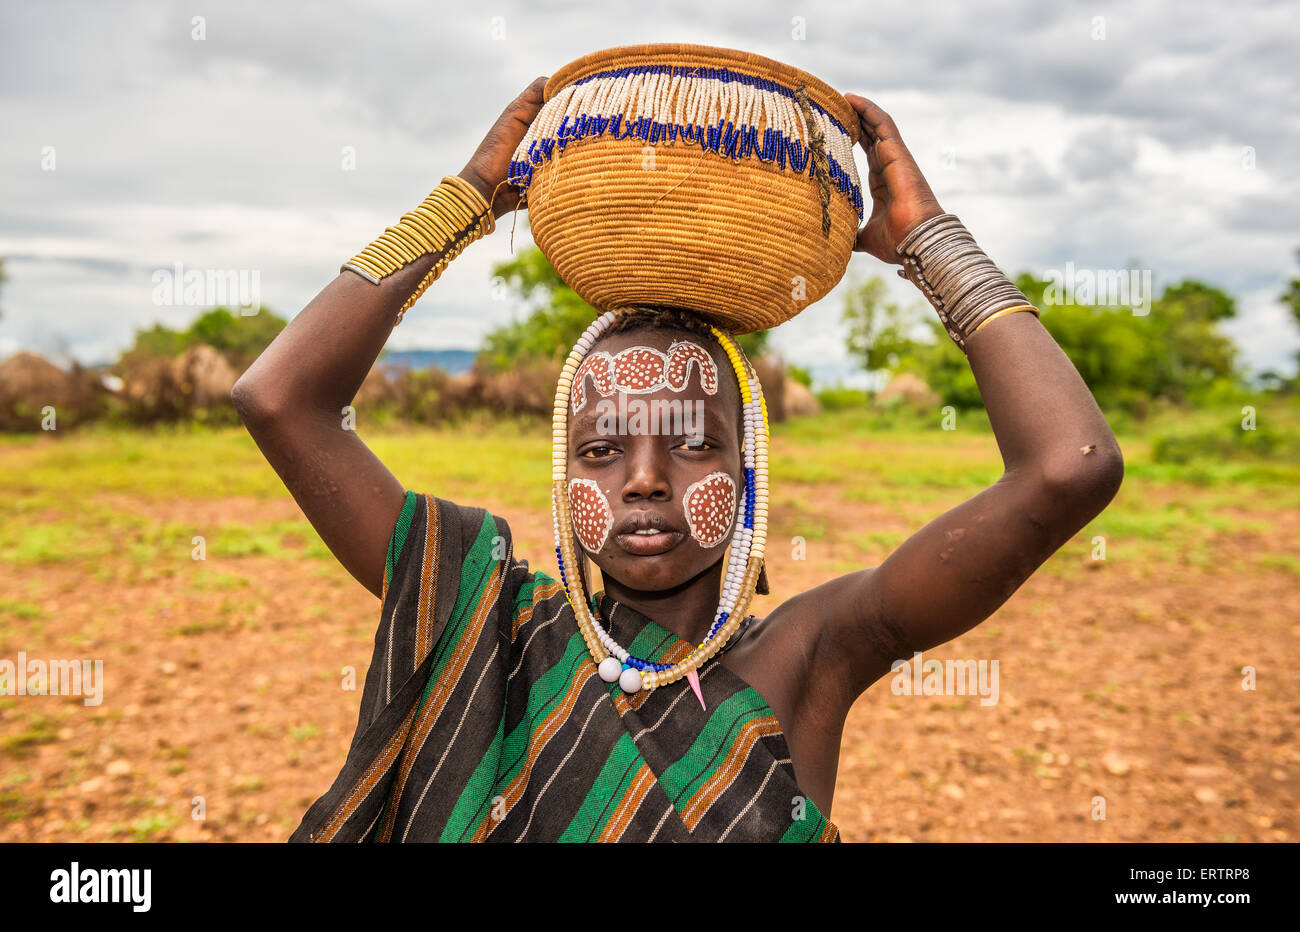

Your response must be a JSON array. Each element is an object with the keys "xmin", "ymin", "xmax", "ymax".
[
  {"xmin": 439, "ymin": 712, "xmax": 507, "ymax": 842},
  {"xmin": 372, "ymin": 505, "xmax": 502, "ymax": 840},
  {"xmin": 779, "ymin": 807, "xmax": 827, "ymax": 842},
  {"xmin": 413, "ymin": 507, "xmax": 501, "ymax": 712},
  {"xmin": 442, "ymin": 631, "xmax": 591, "ymax": 840},
  {"xmin": 656, "ymin": 690, "xmax": 772, "ymax": 808},
  {"xmin": 385, "ymin": 489, "xmax": 418, "ymax": 590},
  {"xmin": 558, "ymin": 732, "xmax": 645, "ymax": 842}
]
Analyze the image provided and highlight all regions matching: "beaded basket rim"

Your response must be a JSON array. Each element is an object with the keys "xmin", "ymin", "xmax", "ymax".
[{"xmin": 542, "ymin": 42, "xmax": 861, "ymax": 148}]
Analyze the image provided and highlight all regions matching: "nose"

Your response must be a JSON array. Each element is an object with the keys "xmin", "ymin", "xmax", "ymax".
[{"xmin": 620, "ymin": 435, "xmax": 672, "ymax": 503}]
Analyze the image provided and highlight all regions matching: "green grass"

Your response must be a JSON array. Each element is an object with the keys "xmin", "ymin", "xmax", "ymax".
[
  {"xmin": 129, "ymin": 812, "xmax": 180, "ymax": 841},
  {"xmin": 0, "ymin": 600, "xmax": 46, "ymax": 620},
  {"xmin": 1, "ymin": 716, "xmax": 59, "ymax": 757},
  {"xmin": 289, "ymin": 723, "xmax": 321, "ymax": 743},
  {"xmin": 1, "ymin": 400, "xmax": 1296, "ymax": 577}
]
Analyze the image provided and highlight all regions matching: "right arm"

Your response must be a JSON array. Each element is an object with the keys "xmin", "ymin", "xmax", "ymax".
[{"xmin": 232, "ymin": 77, "xmax": 547, "ymax": 599}]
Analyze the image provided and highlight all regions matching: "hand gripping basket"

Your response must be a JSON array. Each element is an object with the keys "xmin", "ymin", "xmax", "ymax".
[{"xmin": 507, "ymin": 43, "xmax": 864, "ymax": 334}]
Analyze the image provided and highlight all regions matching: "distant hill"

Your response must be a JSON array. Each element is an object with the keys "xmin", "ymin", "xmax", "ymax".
[{"xmin": 379, "ymin": 348, "xmax": 478, "ymax": 375}]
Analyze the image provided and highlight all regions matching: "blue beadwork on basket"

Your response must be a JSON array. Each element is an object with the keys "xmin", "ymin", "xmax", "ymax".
[{"xmin": 508, "ymin": 64, "xmax": 864, "ymax": 220}]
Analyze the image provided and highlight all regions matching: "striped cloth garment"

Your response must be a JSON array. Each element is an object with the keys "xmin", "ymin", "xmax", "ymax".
[{"xmin": 290, "ymin": 490, "xmax": 840, "ymax": 843}]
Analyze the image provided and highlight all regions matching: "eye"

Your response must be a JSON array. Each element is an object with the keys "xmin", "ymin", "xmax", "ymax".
[
  {"xmin": 678, "ymin": 439, "xmax": 713, "ymax": 451},
  {"xmin": 581, "ymin": 443, "xmax": 619, "ymax": 458}
]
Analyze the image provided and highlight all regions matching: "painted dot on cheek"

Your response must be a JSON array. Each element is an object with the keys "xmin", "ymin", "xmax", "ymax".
[
  {"xmin": 682, "ymin": 473, "xmax": 736, "ymax": 548},
  {"xmin": 568, "ymin": 478, "xmax": 613, "ymax": 552}
]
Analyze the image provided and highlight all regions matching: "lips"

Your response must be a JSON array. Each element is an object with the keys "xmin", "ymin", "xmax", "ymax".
[
  {"xmin": 614, "ymin": 511, "xmax": 684, "ymax": 555},
  {"xmin": 615, "ymin": 511, "xmax": 679, "ymax": 536}
]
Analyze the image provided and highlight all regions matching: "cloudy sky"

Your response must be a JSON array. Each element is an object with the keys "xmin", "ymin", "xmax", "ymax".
[{"xmin": 2, "ymin": 0, "xmax": 1297, "ymax": 384}]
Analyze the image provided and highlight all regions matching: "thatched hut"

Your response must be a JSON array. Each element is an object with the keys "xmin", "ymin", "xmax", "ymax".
[
  {"xmin": 783, "ymin": 375, "xmax": 822, "ymax": 417},
  {"xmin": 0, "ymin": 351, "xmax": 103, "ymax": 430},
  {"xmin": 118, "ymin": 343, "xmax": 239, "ymax": 422},
  {"xmin": 878, "ymin": 372, "xmax": 941, "ymax": 408}
]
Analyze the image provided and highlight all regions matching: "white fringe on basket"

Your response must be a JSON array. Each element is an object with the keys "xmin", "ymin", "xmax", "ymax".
[{"xmin": 508, "ymin": 65, "xmax": 864, "ymax": 219}]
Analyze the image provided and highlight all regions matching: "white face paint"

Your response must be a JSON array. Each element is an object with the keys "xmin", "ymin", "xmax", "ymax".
[
  {"xmin": 568, "ymin": 337, "xmax": 735, "ymax": 554},
  {"xmin": 682, "ymin": 471, "xmax": 737, "ymax": 548},
  {"xmin": 568, "ymin": 478, "xmax": 613, "ymax": 552},
  {"xmin": 571, "ymin": 339, "xmax": 719, "ymax": 414}
]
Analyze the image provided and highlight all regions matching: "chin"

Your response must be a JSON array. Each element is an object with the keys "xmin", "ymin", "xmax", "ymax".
[{"xmin": 596, "ymin": 549, "xmax": 722, "ymax": 593}]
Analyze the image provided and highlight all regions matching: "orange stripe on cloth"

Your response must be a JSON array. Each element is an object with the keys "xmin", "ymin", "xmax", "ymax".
[
  {"xmin": 314, "ymin": 700, "xmax": 422, "ymax": 842},
  {"xmin": 414, "ymin": 493, "xmax": 443, "ymax": 670},
  {"xmin": 679, "ymin": 714, "xmax": 783, "ymax": 829},
  {"xmin": 597, "ymin": 761, "xmax": 658, "ymax": 842},
  {"xmin": 375, "ymin": 549, "xmax": 506, "ymax": 842},
  {"xmin": 511, "ymin": 578, "xmax": 564, "ymax": 642},
  {"xmin": 467, "ymin": 656, "xmax": 595, "ymax": 842}
]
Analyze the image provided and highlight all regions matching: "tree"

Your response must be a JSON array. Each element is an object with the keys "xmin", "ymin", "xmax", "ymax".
[
  {"xmin": 839, "ymin": 267, "xmax": 1246, "ymax": 413},
  {"xmin": 1281, "ymin": 247, "xmax": 1300, "ymax": 374},
  {"xmin": 186, "ymin": 307, "xmax": 287, "ymax": 370},
  {"xmin": 480, "ymin": 246, "xmax": 769, "ymax": 370},
  {"xmin": 841, "ymin": 271, "xmax": 924, "ymax": 378},
  {"xmin": 885, "ymin": 273, "xmax": 1242, "ymax": 412},
  {"xmin": 117, "ymin": 306, "xmax": 287, "ymax": 373}
]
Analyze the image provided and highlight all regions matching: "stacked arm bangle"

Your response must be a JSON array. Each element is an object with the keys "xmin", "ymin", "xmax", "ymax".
[
  {"xmin": 341, "ymin": 175, "xmax": 496, "ymax": 326},
  {"xmin": 895, "ymin": 213, "xmax": 1039, "ymax": 351}
]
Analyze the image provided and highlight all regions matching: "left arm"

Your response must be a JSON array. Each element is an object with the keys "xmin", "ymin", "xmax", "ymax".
[{"xmin": 801, "ymin": 96, "xmax": 1123, "ymax": 699}]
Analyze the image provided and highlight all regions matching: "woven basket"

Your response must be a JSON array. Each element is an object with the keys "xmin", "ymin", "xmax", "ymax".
[{"xmin": 508, "ymin": 43, "xmax": 863, "ymax": 334}]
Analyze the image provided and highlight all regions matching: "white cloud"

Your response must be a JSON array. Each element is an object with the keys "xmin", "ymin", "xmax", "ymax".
[{"xmin": 0, "ymin": 0, "xmax": 1296, "ymax": 378}]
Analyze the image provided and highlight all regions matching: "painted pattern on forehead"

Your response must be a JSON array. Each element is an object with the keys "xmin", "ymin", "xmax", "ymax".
[
  {"xmin": 567, "ymin": 478, "xmax": 614, "ymax": 553},
  {"xmin": 571, "ymin": 339, "xmax": 720, "ymax": 415},
  {"xmin": 682, "ymin": 471, "xmax": 737, "ymax": 548}
]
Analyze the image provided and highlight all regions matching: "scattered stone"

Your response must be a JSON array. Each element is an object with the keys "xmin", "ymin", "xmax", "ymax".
[{"xmin": 1103, "ymin": 752, "xmax": 1131, "ymax": 776}]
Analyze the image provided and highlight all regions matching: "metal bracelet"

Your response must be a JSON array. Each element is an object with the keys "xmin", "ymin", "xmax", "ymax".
[
  {"xmin": 896, "ymin": 213, "xmax": 1034, "ymax": 351},
  {"xmin": 339, "ymin": 262, "xmax": 381, "ymax": 284}
]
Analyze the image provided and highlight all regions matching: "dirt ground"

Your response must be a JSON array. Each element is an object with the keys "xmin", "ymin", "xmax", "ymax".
[{"xmin": 1, "ymin": 489, "xmax": 1296, "ymax": 843}]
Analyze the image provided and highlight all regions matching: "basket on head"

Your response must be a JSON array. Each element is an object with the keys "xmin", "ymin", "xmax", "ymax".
[{"xmin": 508, "ymin": 43, "xmax": 864, "ymax": 335}]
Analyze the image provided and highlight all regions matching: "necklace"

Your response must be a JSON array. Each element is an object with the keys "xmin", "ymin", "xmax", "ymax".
[{"xmin": 597, "ymin": 592, "xmax": 756, "ymax": 662}]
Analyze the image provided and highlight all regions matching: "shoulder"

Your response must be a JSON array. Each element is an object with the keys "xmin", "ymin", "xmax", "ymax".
[
  {"xmin": 747, "ymin": 567, "xmax": 905, "ymax": 710},
  {"xmin": 394, "ymin": 494, "xmax": 516, "ymax": 561},
  {"xmin": 385, "ymin": 492, "xmax": 535, "ymax": 603}
]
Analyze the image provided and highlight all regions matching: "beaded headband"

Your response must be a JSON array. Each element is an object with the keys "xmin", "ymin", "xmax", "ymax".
[{"xmin": 551, "ymin": 309, "xmax": 769, "ymax": 710}]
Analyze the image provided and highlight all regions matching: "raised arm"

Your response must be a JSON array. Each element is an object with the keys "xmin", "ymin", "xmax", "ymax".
[
  {"xmin": 232, "ymin": 77, "xmax": 546, "ymax": 599},
  {"xmin": 806, "ymin": 95, "xmax": 1124, "ymax": 697}
]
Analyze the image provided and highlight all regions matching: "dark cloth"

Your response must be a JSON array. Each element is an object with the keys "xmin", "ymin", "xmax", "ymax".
[{"xmin": 290, "ymin": 491, "xmax": 840, "ymax": 842}]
